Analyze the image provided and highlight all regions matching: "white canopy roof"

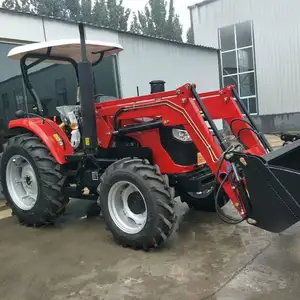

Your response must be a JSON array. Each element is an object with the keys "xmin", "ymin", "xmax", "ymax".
[{"xmin": 7, "ymin": 39, "xmax": 124, "ymax": 64}]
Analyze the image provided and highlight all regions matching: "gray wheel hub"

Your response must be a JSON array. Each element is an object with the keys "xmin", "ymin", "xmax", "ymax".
[
  {"xmin": 188, "ymin": 186, "xmax": 214, "ymax": 198},
  {"xmin": 6, "ymin": 154, "xmax": 38, "ymax": 211},
  {"xmin": 108, "ymin": 181, "xmax": 147, "ymax": 234}
]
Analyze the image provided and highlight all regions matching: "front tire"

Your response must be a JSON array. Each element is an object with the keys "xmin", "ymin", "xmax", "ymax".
[
  {"xmin": 98, "ymin": 158, "xmax": 176, "ymax": 251},
  {"xmin": 1, "ymin": 133, "xmax": 69, "ymax": 226}
]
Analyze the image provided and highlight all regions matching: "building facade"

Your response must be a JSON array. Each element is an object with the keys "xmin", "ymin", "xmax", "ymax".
[
  {"xmin": 0, "ymin": 8, "xmax": 220, "ymax": 138},
  {"xmin": 190, "ymin": 0, "xmax": 300, "ymax": 132}
]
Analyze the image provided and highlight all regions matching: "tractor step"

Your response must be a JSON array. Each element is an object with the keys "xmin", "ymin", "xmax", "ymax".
[
  {"xmin": 64, "ymin": 186, "xmax": 98, "ymax": 200},
  {"xmin": 65, "ymin": 153, "xmax": 116, "ymax": 166},
  {"xmin": 65, "ymin": 153, "xmax": 85, "ymax": 162}
]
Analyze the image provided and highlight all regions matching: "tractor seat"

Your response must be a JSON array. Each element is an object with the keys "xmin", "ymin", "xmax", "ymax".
[{"xmin": 94, "ymin": 94, "xmax": 118, "ymax": 103}]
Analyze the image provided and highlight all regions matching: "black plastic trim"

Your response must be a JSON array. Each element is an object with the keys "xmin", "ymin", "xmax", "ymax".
[
  {"xmin": 170, "ymin": 165, "xmax": 215, "ymax": 193},
  {"xmin": 96, "ymin": 147, "xmax": 153, "ymax": 164},
  {"xmin": 159, "ymin": 126, "xmax": 198, "ymax": 166},
  {"xmin": 113, "ymin": 120, "xmax": 163, "ymax": 135}
]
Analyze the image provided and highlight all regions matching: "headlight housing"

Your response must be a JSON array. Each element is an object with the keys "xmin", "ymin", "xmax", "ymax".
[{"xmin": 172, "ymin": 128, "xmax": 192, "ymax": 142}]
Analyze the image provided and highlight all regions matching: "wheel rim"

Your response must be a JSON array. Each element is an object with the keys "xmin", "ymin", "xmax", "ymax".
[
  {"xmin": 188, "ymin": 186, "xmax": 214, "ymax": 199},
  {"xmin": 6, "ymin": 154, "xmax": 38, "ymax": 211},
  {"xmin": 108, "ymin": 181, "xmax": 147, "ymax": 234}
]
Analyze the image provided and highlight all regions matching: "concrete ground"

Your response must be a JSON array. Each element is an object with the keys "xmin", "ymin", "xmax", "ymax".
[{"xmin": 0, "ymin": 198, "xmax": 300, "ymax": 300}]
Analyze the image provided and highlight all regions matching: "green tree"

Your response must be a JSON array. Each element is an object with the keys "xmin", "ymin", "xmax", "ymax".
[
  {"xmin": 1, "ymin": 0, "xmax": 131, "ymax": 31},
  {"xmin": 92, "ymin": 0, "xmax": 109, "ymax": 27},
  {"xmin": 130, "ymin": 12, "xmax": 140, "ymax": 34},
  {"xmin": 81, "ymin": 0, "xmax": 92, "ymax": 21},
  {"xmin": 92, "ymin": 0, "xmax": 130, "ymax": 30},
  {"xmin": 35, "ymin": 0, "xmax": 68, "ymax": 18},
  {"xmin": 2, "ymin": 0, "xmax": 35, "ymax": 13},
  {"xmin": 116, "ymin": 0, "xmax": 131, "ymax": 31},
  {"xmin": 131, "ymin": 7, "xmax": 155, "ymax": 36},
  {"xmin": 166, "ymin": 0, "xmax": 174, "ymax": 36},
  {"xmin": 186, "ymin": 27, "xmax": 194, "ymax": 44},
  {"xmin": 130, "ymin": 0, "xmax": 183, "ymax": 42},
  {"xmin": 106, "ymin": 0, "xmax": 131, "ymax": 31},
  {"xmin": 2, "ymin": 0, "xmax": 21, "ymax": 10},
  {"xmin": 65, "ymin": 0, "xmax": 81, "ymax": 20},
  {"xmin": 20, "ymin": 0, "xmax": 33, "ymax": 12}
]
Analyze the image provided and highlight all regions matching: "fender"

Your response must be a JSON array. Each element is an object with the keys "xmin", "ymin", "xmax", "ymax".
[{"xmin": 8, "ymin": 118, "xmax": 73, "ymax": 164}]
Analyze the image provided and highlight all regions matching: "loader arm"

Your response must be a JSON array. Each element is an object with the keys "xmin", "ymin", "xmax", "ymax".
[{"xmin": 95, "ymin": 83, "xmax": 268, "ymax": 218}]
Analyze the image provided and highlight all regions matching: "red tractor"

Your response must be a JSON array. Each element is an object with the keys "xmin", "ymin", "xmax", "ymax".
[{"xmin": 1, "ymin": 24, "xmax": 300, "ymax": 251}]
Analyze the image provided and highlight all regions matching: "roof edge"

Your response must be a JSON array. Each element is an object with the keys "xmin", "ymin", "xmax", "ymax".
[
  {"xmin": 188, "ymin": 0, "xmax": 220, "ymax": 10},
  {"xmin": 0, "ymin": 7, "xmax": 218, "ymax": 52}
]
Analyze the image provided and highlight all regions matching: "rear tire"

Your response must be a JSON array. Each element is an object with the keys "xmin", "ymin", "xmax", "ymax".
[
  {"xmin": 98, "ymin": 158, "xmax": 176, "ymax": 251},
  {"xmin": 1, "ymin": 133, "xmax": 69, "ymax": 226}
]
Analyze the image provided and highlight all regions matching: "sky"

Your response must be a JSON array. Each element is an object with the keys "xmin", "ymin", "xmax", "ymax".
[{"xmin": 123, "ymin": 0, "xmax": 198, "ymax": 36}]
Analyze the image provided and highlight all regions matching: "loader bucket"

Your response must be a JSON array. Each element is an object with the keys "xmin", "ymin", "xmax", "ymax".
[{"xmin": 232, "ymin": 139, "xmax": 300, "ymax": 233}]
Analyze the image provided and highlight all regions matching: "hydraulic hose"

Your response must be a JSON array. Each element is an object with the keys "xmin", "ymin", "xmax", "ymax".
[{"xmin": 214, "ymin": 144, "xmax": 246, "ymax": 225}]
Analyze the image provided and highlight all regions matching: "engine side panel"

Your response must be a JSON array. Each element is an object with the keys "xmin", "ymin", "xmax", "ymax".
[
  {"xmin": 128, "ymin": 129, "xmax": 195, "ymax": 174},
  {"xmin": 159, "ymin": 126, "xmax": 198, "ymax": 166}
]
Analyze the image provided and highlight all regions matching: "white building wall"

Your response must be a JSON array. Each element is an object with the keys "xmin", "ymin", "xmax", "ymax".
[
  {"xmin": 117, "ymin": 34, "xmax": 219, "ymax": 97},
  {"xmin": 190, "ymin": 0, "xmax": 300, "ymax": 115},
  {"xmin": 43, "ymin": 19, "xmax": 120, "ymax": 44},
  {"xmin": 0, "ymin": 11, "xmax": 44, "ymax": 42}
]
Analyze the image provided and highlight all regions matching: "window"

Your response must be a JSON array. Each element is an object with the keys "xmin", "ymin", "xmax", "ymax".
[
  {"xmin": 26, "ymin": 56, "xmax": 120, "ymax": 116},
  {"xmin": 218, "ymin": 21, "xmax": 258, "ymax": 114},
  {"xmin": 55, "ymin": 77, "xmax": 68, "ymax": 106},
  {"xmin": 219, "ymin": 25, "xmax": 235, "ymax": 51},
  {"xmin": 14, "ymin": 88, "xmax": 25, "ymax": 110},
  {"xmin": 0, "ymin": 42, "xmax": 25, "ymax": 133},
  {"xmin": 2, "ymin": 93, "xmax": 9, "ymax": 109}
]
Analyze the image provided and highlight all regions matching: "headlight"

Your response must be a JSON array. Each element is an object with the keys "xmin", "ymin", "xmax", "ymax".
[{"xmin": 172, "ymin": 128, "xmax": 192, "ymax": 142}]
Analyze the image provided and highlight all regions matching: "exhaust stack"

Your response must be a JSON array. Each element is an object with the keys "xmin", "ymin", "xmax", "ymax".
[
  {"xmin": 150, "ymin": 80, "xmax": 165, "ymax": 94},
  {"xmin": 78, "ymin": 23, "xmax": 97, "ymax": 152}
]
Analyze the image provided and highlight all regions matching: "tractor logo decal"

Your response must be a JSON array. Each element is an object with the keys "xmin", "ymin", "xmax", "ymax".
[
  {"xmin": 53, "ymin": 134, "xmax": 64, "ymax": 146},
  {"xmin": 85, "ymin": 137, "xmax": 91, "ymax": 146}
]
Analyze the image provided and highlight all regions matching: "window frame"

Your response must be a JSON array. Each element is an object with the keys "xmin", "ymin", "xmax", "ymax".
[
  {"xmin": 0, "ymin": 39, "xmax": 30, "ymax": 114},
  {"xmin": 218, "ymin": 21, "xmax": 259, "ymax": 115}
]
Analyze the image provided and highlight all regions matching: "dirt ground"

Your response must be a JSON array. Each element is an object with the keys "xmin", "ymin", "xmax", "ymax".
[
  {"xmin": 260, "ymin": 134, "xmax": 283, "ymax": 148},
  {"xmin": 1, "ymin": 134, "xmax": 300, "ymax": 300}
]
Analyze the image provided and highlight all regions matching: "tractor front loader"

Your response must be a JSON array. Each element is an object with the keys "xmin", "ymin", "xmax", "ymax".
[{"xmin": 1, "ymin": 23, "xmax": 300, "ymax": 251}]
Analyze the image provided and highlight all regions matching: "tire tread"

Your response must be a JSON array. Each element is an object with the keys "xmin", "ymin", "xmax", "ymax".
[
  {"xmin": 98, "ymin": 158, "xmax": 176, "ymax": 251},
  {"xmin": 1, "ymin": 133, "xmax": 68, "ymax": 227}
]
